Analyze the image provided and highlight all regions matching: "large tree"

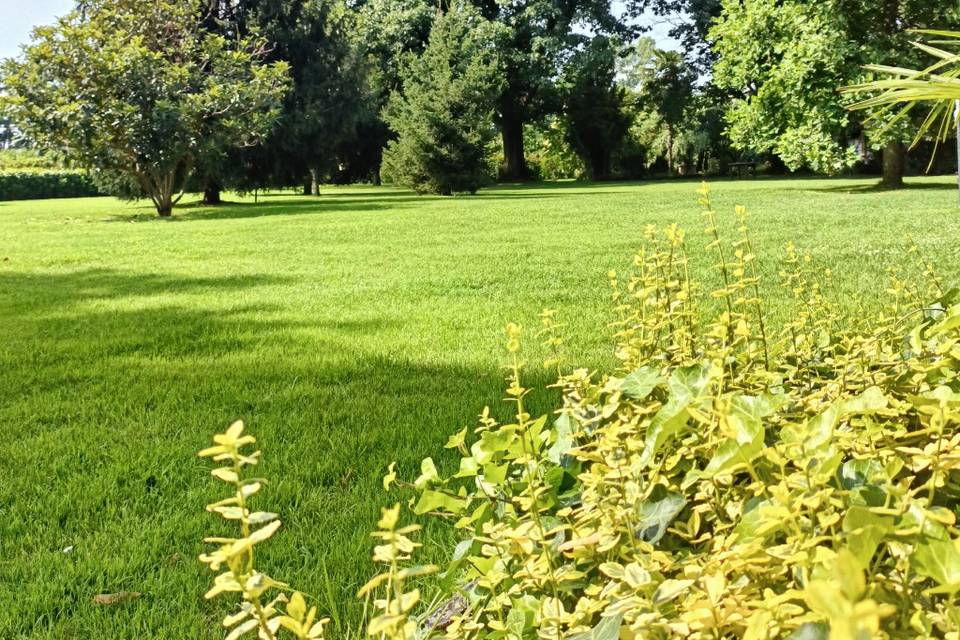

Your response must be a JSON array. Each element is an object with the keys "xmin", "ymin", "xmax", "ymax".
[
  {"xmin": 349, "ymin": 0, "xmax": 436, "ymax": 184},
  {"xmin": 561, "ymin": 36, "xmax": 631, "ymax": 180},
  {"xmin": 710, "ymin": 0, "xmax": 960, "ymax": 187},
  {"xmin": 1, "ymin": 0, "xmax": 289, "ymax": 216},
  {"xmin": 200, "ymin": 0, "xmax": 367, "ymax": 196},
  {"xmin": 470, "ymin": 0, "xmax": 632, "ymax": 180},
  {"xmin": 636, "ymin": 49, "xmax": 696, "ymax": 174}
]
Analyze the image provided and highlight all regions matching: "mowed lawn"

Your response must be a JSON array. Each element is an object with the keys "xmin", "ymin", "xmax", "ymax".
[{"xmin": 2, "ymin": 176, "xmax": 959, "ymax": 638}]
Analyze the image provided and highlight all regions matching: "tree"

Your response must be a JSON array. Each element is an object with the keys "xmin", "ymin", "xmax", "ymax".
[
  {"xmin": 561, "ymin": 37, "xmax": 631, "ymax": 180},
  {"xmin": 349, "ymin": 0, "xmax": 437, "ymax": 184},
  {"xmin": 470, "ymin": 0, "xmax": 632, "ymax": 181},
  {"xmin": 381, "ymin": 5, "xmax": 502, "ymax": 195},
  {"xmin": 201, "ymin": 0, "xmax": 368, "ymax": 197},
  {"xmin": 710, "ymin": 0, "xmax": 960, "ymax": 187},
  {"xmin": 1, "ymin": 0, "xmax": 289, "ymax": 216},
  {"xmin": 636, "ymin": 49, "xmax": 696, "ymax": 174},
  {"xmin": 844, "ymin": 29, "xmax": 960, "ymax": 197}
]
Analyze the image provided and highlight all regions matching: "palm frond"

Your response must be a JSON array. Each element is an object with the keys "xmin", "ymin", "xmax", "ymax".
[{"xmin": 842, "ymin": 30, "xmax": 960, "ymax": 145}]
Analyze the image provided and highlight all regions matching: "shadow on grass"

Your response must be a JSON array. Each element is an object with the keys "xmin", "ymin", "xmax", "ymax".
[
  {"xmin": 806, "ymin": 180, "xmax": 959, "ymax": 194},
  {"xmin": 0, "ymin": 263, "xmax": 565, "ymax": 637}
]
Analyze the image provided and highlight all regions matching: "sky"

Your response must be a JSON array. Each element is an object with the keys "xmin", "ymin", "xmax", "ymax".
[
  {"xmin": 0, "ymin": 0, "xmax": 679, "ymax": 61},
  {"xmin": 0, "ymin": 0, "xmax": 74, "ymax": 60}
]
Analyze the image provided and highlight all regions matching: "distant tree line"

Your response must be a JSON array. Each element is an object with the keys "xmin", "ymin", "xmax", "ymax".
[{"xmin": 1, "ymin": 0, "xmax": 958, "ymax": 214}]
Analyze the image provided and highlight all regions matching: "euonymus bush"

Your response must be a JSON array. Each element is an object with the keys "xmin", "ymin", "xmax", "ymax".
[{"xmin": 199, "ymin": 184, "xmax": 960, "ymax": 640}]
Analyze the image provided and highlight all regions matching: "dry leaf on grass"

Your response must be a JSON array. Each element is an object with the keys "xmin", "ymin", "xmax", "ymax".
[{"xmin": 93, "ymin": 591, "xmax": 142, "ymax": 605}]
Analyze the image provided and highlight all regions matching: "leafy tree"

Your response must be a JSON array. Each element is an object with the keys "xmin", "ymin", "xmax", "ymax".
[
  {"xmin": 710, "ymin": 0, "xmax": 960, "ymax": 187},
  {"xmin": 636, "ymin": 49, "xmax": 696, "ymax": 174},
  {"xmin": 845, "ymin": 29, "xmax": 960, "ymax": 145},
  {"xmin": 381, "ymin": 5, "xmax": 503, "ymax": 195},
  {"xmin": 348, "ymin": 0, "xmax": 437, "ymax": 184},
  {"xmin": 470, "ymin": 0, "xmax": 632, "ymax": 180},
  {"xmin": 561, "ymin": 37, "xmax": 631, "ymax": 180},
  {"xmin": 202, "ymin": 0, "xmax": 367, "ymax": 197},
  {"xmin": 1, "ymin": 0, "xmax": 289, "ymax": 216}
]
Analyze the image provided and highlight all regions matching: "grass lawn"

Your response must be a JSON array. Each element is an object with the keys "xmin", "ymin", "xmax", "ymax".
[{"xmin": 2, "ymin": 176, "xmax": 959, "ymax": 638}]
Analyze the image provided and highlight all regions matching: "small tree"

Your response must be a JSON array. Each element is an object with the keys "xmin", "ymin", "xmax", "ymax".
[
  {"xmin": 381, "ymin": 5, "xmax": 502, "ymax": 195},
  {"xmin": 1, "ymin": 0, "xmax": 289, "ymax": 216}
]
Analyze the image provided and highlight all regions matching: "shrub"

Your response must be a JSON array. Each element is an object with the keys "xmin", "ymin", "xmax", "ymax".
[
  {"xmin": 380, "ymin": 4, "xmax": 502, "ymax": 196},
  {"xmin": 0, "ymin": 148, "xmax": 63, "ymax": 171},
  {"xmin": 200, "ymin": 183, "xmax": 960, "ymax": 639},
  {"xmin": 0, "ymin": 171, "xmax": 100, "ymax": 200}
]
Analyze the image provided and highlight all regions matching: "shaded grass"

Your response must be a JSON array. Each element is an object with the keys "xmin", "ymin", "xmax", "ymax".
[{"xmin": 1, "ymin": 175, "xmax": 959, "ymax": 638}]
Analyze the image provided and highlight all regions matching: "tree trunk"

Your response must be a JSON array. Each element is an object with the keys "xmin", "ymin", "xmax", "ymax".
[
  {"xmin": 302, "ymin": 179, "xmax": 311, "ymax": 196},
  {"xmin": 666, "ymin": 124, "xmax": 675, "ymax": 175},
  {"xmin": 589, "ymin": 146, "xmax": 610, "ymax": 181},
  {"xmin": 499, "ymin": 111, "xmax": 528, "ymax": 181},
  {"xmin": 310, "ymin": 167, "xmax": 320, "ymax": 196},
  {"xmin": 202, "ymin": 180, "xmax": 222, "ymax": 205},
  {"xmin": 881, "ymin": 141, "xmax": 905, "ymax": 189}
]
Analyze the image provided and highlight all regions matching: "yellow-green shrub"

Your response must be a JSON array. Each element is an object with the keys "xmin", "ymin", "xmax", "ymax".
[{"xmin": 200, "ymin": 183, "xmax": 960, "ymax": 640}]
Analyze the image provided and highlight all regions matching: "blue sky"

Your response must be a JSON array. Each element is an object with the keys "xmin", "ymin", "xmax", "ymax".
[
  {"xmin": 1, "ymin": 0, "xmax": 679, "ymax": 61},
  {"xmin": 1, "ymin": 0, "xmax": 74, "ymax": 60}
]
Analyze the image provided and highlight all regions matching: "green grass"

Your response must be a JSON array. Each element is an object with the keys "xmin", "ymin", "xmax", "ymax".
[{"xmin": 1, "ymin": 176, "xmax": 959, "ymax": 638}]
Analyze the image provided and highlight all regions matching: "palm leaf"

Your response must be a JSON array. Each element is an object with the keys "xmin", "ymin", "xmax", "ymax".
[{"xmin": 842, "ymin": 30, "xmax": 960, "ymax": 145}]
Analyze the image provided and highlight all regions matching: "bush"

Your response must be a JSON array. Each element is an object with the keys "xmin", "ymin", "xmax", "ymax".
[
  {"xmin": 200, "ymin": 184, "xmax": 960, "ymax": 639},
  {"xmin": 0, "ymin": 148, "xmax": 63, "ymax": 171},
  {"xmin": 0, "ymin": 171, "xmax": 101, "ymax": 200},
  {"xmin": 381, "ymin": 4, "xmax": 502, "ymax": 196}
]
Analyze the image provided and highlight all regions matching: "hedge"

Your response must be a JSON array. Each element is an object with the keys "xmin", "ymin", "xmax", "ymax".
[{"xmin": 0, "ymin": 171, "xmax": 101, "ymax": 201}]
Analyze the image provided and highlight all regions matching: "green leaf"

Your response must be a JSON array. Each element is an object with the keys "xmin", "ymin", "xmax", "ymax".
[
  {"xmin": 414, "ymin": 490, "xmax": 468, "ymax": 515},
  {"xmin": 639, "ymin": 362, "xmax": 713, "ymax": 467},
  {"xmin": 621, "ymin": 366, "xmax": 661, "ymax": 400},
  {"xmin": 567, "ymin": 612, "xmax": 624, "ymax": 640},
  {"xmin": 414, "ymin": 457, "xmax": 439, "ymax": 488},
  {"xmin": 842, "ymin": 386, "xmax": 888, "ymax": 414},
  {"xmin": 911, "ymin": 536, "xmax": 960, "ymax": 591},
  {"xmin": 652, "ymin": 579, "xmax": 694, "ymax": 605},
  {"xmin": 635, "ymin": 492, "xmax": 686, "ymax": 544},
  {"xmin": 546, "ymin": 412, "xmax": 576, "ymax": 464},
  {"xmin": 842, "ymin": 507, "xmax": 893, "ymax": 568}
]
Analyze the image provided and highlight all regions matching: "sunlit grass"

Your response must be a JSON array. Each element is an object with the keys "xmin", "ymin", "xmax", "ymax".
[{"xmin": 1, "ymin": 175, "xmax": 958, "ymax": 638}]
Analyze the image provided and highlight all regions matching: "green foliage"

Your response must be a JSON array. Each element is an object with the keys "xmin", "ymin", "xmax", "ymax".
[
  {"xmin": 0, "ymin": 171, "xmax": 100, "ymax": 201},
  {"xmin": 526, "ymin": 119, "xmax": 586, "ymax": 181},
  {"xmin": 0, "ymin": 0, "xmax": 289, "ymax": 216},
  {"xmin": 561, "ymin": 37, "xmax": 631, "ymax": 181},
  {"xmin": 371, "ymin": 184, "xmax": 960, "ymax": 638},
  {"xmin": 634, "ymin": 49, "xmax": 696, "ymax": 174},
  {"xmin": 199, "ymin": 421, "xmax": 329, "ymax": 640},
  {"xmin": 466, "ymin": 0, "xmax": 632, "ymax": 179},
  {"xmin": 844, "ymin": 30, "xmax": 960, "ymax": 147},
  {"xmin": 710, "ymin": 0, "xmax": 857, "ymax": 173},
  {"xmin": 381, "ymin": 6, "xmax": 503, "ymax": 195},
  {"xmin": 0, "ymin": 149, "xmax": 62, "ymax": 171},
  {"xmin": 215, "ymin": 0, "xmax": 368, "ymax": 191},
  {"xmin": 710, "ymin": 0, "xmax": 960, "ymax": 176}
]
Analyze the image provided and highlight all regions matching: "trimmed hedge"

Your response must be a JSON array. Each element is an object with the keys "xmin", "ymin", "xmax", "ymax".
[{"xmin": 0, "ymin": 171, "xmax": 101, "ymax": 201}]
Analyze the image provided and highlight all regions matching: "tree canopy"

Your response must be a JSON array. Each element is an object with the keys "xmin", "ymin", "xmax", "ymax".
[
  {"xmin": 381, "ymin": 4, "xmax": 503, "ymax": 195},
  {"xmin": 1, "ymin": 0, "xmax": 290, "ymax": 215}
]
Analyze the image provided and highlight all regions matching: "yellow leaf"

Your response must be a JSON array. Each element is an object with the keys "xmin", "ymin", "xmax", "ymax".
[{"xmin": 288, "ymin": 592, "xmax": 307, "ymax": 622}]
